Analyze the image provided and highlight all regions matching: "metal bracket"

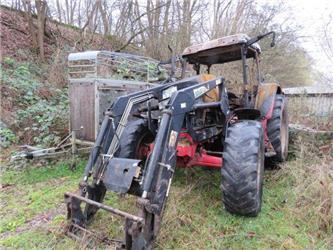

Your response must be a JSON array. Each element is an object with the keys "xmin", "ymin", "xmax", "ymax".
[{"xmin": 102, "ymin": 157, "xmax": 142, "ymax": 193}]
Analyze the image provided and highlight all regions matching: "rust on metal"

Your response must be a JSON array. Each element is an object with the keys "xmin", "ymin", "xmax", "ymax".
[
  {"xmin": 199, "ymin": 74, "xmax": 221, "ymax": 102},
  {"xmin": 182, "ymin": 34, "xmax": 261, "ymax": 64},
  {"xmin": 254, "ymin": 83, "xmax": 279, "ymax": 110}
]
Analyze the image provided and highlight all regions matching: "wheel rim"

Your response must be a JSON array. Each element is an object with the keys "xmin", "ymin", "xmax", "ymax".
[{"xmin": 135, "ymin": 132, "xmax": 153, "ymax": 162}]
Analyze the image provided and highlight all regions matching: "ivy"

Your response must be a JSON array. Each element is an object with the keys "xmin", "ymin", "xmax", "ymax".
[
  {"xmin": 1, "ymin": 58, "xmax": 69, "ymax": 147},
  {"xmin": 0, "ymin": 127, "xmax": 17, "ymax": 148}
]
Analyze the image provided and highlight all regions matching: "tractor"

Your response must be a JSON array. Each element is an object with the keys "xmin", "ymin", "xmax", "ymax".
[{"xmin": 64, "ymin": 31, "xmax": 289, "ymax": 249}]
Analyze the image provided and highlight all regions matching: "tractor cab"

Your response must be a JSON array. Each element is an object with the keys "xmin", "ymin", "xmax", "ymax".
[
  {"xmin": 182, "ymin": 33, "xmax": 261, "ymax": 66},
  {"xmin": 181, "ymin": 32, "xmax": 275, "ymax": 109}
]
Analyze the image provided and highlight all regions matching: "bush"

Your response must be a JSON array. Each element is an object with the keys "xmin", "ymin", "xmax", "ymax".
[
  {"xmin": 1, "ymin": 58, "xmax": 69, "ymax": 146},
  {"xmin": 0, "ymin": 127, "xmax": 17, "ymax": 148}
]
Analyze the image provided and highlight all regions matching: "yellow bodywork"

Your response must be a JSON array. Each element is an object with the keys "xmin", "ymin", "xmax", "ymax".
[
  {"xmin": 196, "ymin": 75, "xmax": 282, "ymax": 109},
  {"xmin": 199, "ymin": 74, "xmax": 220, "ymax": 102},
  {"xmin": 255, "ymin": 83, "xmax": 281, "ymax": 110}
]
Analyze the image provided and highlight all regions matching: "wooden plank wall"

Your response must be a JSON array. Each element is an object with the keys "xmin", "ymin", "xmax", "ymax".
[
  {"xmin": 69, "ymin": 82, "xmax": 95, "ymax": 141},
  {"xmin": 285, "ymin": 94, "xmax": 333, "ymax": 117}
]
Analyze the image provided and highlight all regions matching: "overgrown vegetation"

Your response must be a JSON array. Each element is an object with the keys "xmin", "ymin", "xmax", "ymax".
[
  {"xmin": 0, "ymin": 2, "xmax": 332, "ymax": 249},
  {"xmin": 0, "ymin": 135, "xmax": 332, "ymax": 249},
  {"xmin": 0, "ymin": 57, "xmax": 68, "ymax": 147},
  {"xmin": 0, "ymin": 127, "xmax": 17, "ymax": 148}
]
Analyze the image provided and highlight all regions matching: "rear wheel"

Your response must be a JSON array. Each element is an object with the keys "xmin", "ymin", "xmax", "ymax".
[
  {"xmin": 221, "ymin": 120, "xmax": 264, "ymax": 216},
  {"xmin": 267, "ymin": 94, "xmax": 289, "ymax": 162}
]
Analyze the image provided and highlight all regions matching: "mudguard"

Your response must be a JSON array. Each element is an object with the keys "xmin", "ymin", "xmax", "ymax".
[{"xmin": 255, "ymin": 83, "xmax": 282, "ymax": 119}]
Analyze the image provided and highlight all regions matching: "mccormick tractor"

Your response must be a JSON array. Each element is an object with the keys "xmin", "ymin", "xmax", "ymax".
[{"xmin": 64, "ymin": 31, "xmax": 289, "ymax": 249}]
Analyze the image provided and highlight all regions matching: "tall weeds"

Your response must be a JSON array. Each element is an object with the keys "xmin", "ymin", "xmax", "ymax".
[{"xmin": 281, "ymin": 135, "xmax": 333, "ymax": 245}]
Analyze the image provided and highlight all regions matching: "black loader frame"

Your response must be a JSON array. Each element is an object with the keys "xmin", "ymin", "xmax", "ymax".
[{"xmin": 65, "ymin": 75, "xmax": 227, "ymax": 248}]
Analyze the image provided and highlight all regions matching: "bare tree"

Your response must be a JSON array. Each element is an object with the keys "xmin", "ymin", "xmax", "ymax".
[
  {"xmin": 96, "ymin": 0, "xmax": 109, "ymax": 35},
  {"xmin": 35, "ymin": 0, "xmax": 48, "ymax": 60},
  {"xmin": 320, "ymin": 16, "xmax": 333, "ymax": 81},
  {"xmin": 65, "ymin": 0, "xmax": 77, "ymax": 25},
  {"xmin": 56, "ymin": 0, "xmax": 63, "ymax": 23},
  {"xmin": 322, "ymin": 16, "xmax": 333, "ymax": 64},
  {"xmin": 22, "ymin": 0, "xmax": 38, "ymax": 50},
  {"xmin": 3, "ymin": 0, "xmax": 314, "ymax": 85}
]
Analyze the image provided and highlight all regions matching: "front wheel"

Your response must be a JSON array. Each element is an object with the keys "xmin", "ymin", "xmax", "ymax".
[{"xmin": 221, "ymin": 120, "xmax": 264, "ymax": 216}]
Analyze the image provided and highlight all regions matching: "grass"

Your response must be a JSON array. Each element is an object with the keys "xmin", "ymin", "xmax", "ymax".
[
  {"xmin": 0, "ymin": 138, "xmax": 332, "ymax": 249},
  {"xmin": 0, "ymin": 161, "xmax": 84, "ymax": 235},
  {"xmin": 157, "ymin": 168, "xmax": 312, "ymax": 249}
]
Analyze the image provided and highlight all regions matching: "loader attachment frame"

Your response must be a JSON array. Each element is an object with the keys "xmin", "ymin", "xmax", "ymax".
[{"xmin": 65, "ymin": 75, "xmax": 228, "ymax": 249}]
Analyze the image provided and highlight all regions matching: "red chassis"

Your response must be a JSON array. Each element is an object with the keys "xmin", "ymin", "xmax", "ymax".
[
  {"xmin": 174, "ymin": 113, "xmax": 273, "ymax": 169},
  {"xmin": 176, "ymin": 132, "xmax": 222, "ymax": 168},
  {"xmin": 146, "ymin": 111, "xmax": 273, "ymax": 170}
]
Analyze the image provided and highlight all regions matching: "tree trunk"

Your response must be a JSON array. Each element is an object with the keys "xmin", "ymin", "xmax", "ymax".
[
  {"xmin": 22, "ymin": 0, "xmax": 38, "ymax": 51},
  {"xmin": 97, "ymin": 0, "xmax": 109, "ymax": 35},
  {"xmin": 56, "ymin": 0, "xmax": 62, "ymax": 23},
  {"xmin": 35, "ymin": 0, "xmax": 48, "ymax": 60}
]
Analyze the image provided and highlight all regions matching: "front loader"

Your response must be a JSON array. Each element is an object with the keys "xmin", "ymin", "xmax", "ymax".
[{"xmin": 64, "ymin": 31, "xmax": 289, "ymax": 249}]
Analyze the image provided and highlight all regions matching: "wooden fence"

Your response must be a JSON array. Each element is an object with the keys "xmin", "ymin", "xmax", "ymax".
[{"xmin": 283, "ymin": 86, "xmax": 333, "ymax": 117}]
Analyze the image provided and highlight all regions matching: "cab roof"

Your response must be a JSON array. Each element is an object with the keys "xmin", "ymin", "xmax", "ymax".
[{"xmin": 182, "ymin": 34, "xmax": 261, "ymax": 65}]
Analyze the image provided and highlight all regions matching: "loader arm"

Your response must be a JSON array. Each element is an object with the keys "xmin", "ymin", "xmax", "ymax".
[
  {"xmin": 65, "ymin": 75, "xmax": 226, "ymax": 249},
  {"xmin": 83, "ymin": 76, "xmax": 207, "ymax": 181},
  {"xmin": 142, "ymin": 77, "xmax": 226, "ymax": 214}
]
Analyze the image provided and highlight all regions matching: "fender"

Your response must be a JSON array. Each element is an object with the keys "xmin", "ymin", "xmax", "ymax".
[
  {"xmin": 255, "ymin": 83, "xmax": 283, "ymax": 151},
  {"xmin": 255, "ymin": 83, "xmax": 282, "ymax": 120}
]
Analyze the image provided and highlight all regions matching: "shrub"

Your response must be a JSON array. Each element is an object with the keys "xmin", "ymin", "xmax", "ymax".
[
  {"xmin": 1, "ymin": 58, "xmax": 69, "ymax": 146},
  {"xmin": 0, "ymin": 127, "xmax": 17, "ymax": 148}
]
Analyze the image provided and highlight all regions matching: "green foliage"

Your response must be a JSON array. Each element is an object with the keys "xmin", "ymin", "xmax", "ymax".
[
  {"xmin": 1, "ymin": 58, "xmax": 69, "ymax": 146},
  {"xmin": 0, "ymin": 128, "xmax": 17, "ymax": 148},
  {"xmin": 3, "ymin": 57, "xmax": 15, "ymax": 67}
]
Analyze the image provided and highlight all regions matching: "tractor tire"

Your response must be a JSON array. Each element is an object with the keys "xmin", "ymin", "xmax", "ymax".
[
  {"xmin": 267, "ymin": 94, "xmax": 289, "ymax": 162},
  {"xmin": 117, "ymin": 119, "xmax": 154, "ymax": 160},
  {"xmin": 221, "ymin": 120, "xmax": 264, "ymax": 216},
  {"xmin": 118, "ymin": 120, "xmax": 159, "ymax": 250},
  {"xmin": 116, "ymin": 119, "xmax": 154, "ymax": 196}
]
